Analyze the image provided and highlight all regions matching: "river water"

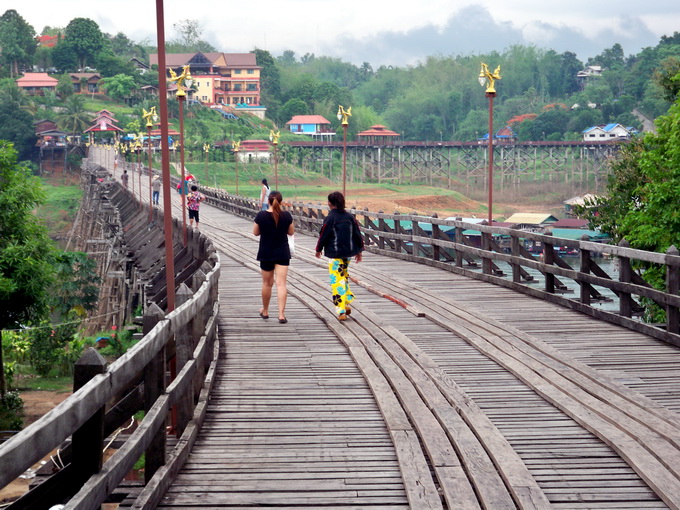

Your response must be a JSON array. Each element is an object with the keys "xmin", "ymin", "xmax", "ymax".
[{"xmin": 471, "ymin": 255, "xmax": 620, "ymax": 312}]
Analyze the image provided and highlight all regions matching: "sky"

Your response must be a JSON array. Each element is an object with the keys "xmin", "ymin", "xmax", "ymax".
[{"xmin": 14, "ymin": 0, "xmax": 679, "ymax": 67}]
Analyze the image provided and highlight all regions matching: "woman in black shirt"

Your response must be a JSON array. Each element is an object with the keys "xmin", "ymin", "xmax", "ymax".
[
  {"xmin": 253, "ymin": 191, "xmax": 294, "ymax": 323},
  {"xmin": 315, "ymin": 191, "xmax": 364, "ymax": 321}
]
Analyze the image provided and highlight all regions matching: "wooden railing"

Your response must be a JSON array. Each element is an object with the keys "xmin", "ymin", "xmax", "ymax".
[
  {"xmin": 201, "ymin": 188, "xmax": 680, "ymax": 346},
  {"xmin": 0, "ymin": 171, "xmax": 221, "ymax": 509}
]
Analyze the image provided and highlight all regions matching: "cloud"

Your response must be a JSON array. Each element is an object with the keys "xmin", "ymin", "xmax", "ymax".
[{"xmin": 321, "ymin": 5, "xmax": 662, "ymax": 67}]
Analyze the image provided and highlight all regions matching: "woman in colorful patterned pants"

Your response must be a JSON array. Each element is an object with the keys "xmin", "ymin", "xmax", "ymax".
[{"xmin": 315, "ymin": 191, "xmax": 365, "ymax": 321}]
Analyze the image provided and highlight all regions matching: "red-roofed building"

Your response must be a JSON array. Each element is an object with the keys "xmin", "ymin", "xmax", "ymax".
[
  {"xmin": 236, "ymin": 139, "xmax": 272, "ymax": 162},
  {"xmin": 84, "ymin": 110, "xmax": 123, "ymax": 141},
  {"xmin": 357, "ymin": 125, "xmax": 400, "ymax": 144},
  {"xmin": 69, "ymin": 73, "xmax": 101, "ymax": 94},
  {"xmin": 550, "ymin": 218, "xmax": 590, "ymax": 229},
  {"xmin": 285, "ymin": 115, "xmax": 335, "ymax": 141},
  {"xmin": 16, "ymin": 73, "xmax": 58, "ymax": 95}
]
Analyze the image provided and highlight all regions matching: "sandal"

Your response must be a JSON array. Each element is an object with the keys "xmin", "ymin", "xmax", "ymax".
[
  {"xmin": 279, "ymin": 318, "xmax": 288, "ymax": 324},
  {"xmin": 345, "ymin": 305, "xmax": 352, "ymax": 316},
  {"xmin": 259, "ymin": 310, "xmax": 269, "ymax": 320}
]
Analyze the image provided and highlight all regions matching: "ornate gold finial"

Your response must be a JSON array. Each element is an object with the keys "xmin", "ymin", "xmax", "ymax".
[
  {"xmin": 478, "ymin": 63, "xmax": 502, "ymax": 94},
  {"xmin": 269, "ymin": 130, "xmax": 280, "ymax": 145},
  {"xmin": 168, "ymin": 65, "xmax": 193, "ymax": 98},
  {"xmin": 142, "ymin": 106, "xmax": 157, "ymax": 128},
  {"xmin": 232, "ymin": 140, "xmax": 241, "ymax": 152},
  {"xmin": 203, "ymin": 143, "xmax": 210, "ymax": 153},
  {"xmin": 337, "ymin": 105, "xmax": 352, "ymax": 126}
]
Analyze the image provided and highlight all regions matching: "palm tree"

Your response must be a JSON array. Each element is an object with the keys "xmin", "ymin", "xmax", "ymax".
[{"xmin": 56, "ymin": 95, "xmax": 91, "ymax": 135}]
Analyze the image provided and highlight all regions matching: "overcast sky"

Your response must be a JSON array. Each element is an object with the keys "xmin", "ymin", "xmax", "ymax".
[{"xmin": 17, "ymin": 0, "xmax": 679, "ymax": 67}]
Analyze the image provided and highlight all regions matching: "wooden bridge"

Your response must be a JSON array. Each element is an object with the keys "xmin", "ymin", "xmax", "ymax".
[{"xmin": 2, "ymin": 150, "xmax": 680, "ymax": 509}]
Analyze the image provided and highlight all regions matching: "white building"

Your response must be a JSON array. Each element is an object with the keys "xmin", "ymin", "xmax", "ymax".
[{"xmin": 582, "ymin": 123, "xmax": 632, "ymax": 141}]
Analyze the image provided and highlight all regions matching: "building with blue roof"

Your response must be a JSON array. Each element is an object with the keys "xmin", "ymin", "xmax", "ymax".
[{"xmin": 582, "ymin": 123, "xmax": 632, "ymax": 141}]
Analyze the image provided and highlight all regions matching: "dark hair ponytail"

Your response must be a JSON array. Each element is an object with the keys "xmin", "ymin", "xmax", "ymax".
[
  {"xmin": 269, "ymin": 190, "xmax": 283, "ymax": 225},
  {"xmin": 327, "ymin": 191, "xmax": 346, "ymax": 212}
]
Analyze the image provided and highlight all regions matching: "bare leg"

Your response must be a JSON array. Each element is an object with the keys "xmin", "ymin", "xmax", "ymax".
[
  {"xmin": 274, "ymin": 264, "xmax": 289, "ymax": 320},
  {"xmin": 260, "ymin": 269, "xmax": 274, "ymax": 316}
]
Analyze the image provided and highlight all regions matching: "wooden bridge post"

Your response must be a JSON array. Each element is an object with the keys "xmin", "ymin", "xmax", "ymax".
[
  {"xmin": 481, "ymin": 229, "xmax": 492, "ymax": 275},
  {"xmin": 580, "ymin": 235, "xmax": 592, "ymax": 305},
  {"xmin": 363, "ymin": 208, "xmax": 371, "ymax": 248},
  {"xmin": 666, "ymin": 245, "xmax": 679, "ymax": 334},
  {"xmin": 455, "ymin": 226, "xmax": 464, "ymax": 267},
  {"xmin": 394, "ymin": 212, "xmax": 403, "ymax": 254},
  {"xmin": 543, "ymin": 233, "xmax": 555, "ymax": 293},
  {"xmin": 378, "ymin": 212, "xmax": 386, "ymax": 250},
  {"xmin": 431, "ymin": 213, "xmax": 440, "ymax": 262},
  {"xmin": 143, "ymin": 303, "xmax": 166, "ymax": 483},
  {"xmin": 72, "ymin": 348, "xmax": 107, "ymax": 484},
  {"xmin": 618, "ymin": 239, "xmax": 633, "ymax": 318},
  {"xmin": 511, "ymin": 234, "xmax": 520, "ymax": 283},
  {"xmin": 175, "ymin": 283, "xmax": 195, "ymax": 436}
]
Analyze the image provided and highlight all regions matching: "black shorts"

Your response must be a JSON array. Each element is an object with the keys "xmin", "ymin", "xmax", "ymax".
[
  {"xmin": 188, "ymin": 209, "xmax": 199, "ymax": 221},
  {"xmin": 260, "ymin": 259, "xmax": 290, "ymax": 271}
]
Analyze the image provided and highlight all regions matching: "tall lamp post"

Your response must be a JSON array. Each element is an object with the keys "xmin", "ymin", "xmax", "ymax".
[
  {"xmin": 143, "ymin": 106, "xmax": 158, "ymax": 219},
  {"xmin": 169, "ymin": 64, "xmax": 193, "ymax": 245},
  {"xmin": 337, "ymin": 105, "xmax": 352, "ymax": 197},
  {"xmin": 269, "ymin": 130, "xmax": 280, "ymax": 189},
  {"xmin": 478, "ymin": 63, "xmax": 501, "ymax": 225},
  {"xmin": 135, "ymin": 138, "xmax": 144, "ymax": 209},
  {"xmin": 232, "ymin": 140, "xmax": 241, "ymax": 195},
  {"xmin": 203, "ymin": 143, "xmax": 210, "ymax": 182}
]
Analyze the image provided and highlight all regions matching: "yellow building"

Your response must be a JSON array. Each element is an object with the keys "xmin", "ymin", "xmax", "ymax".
[{"xmin": 149, "ymin": 52, "xmax": 262, "ymax": 107}]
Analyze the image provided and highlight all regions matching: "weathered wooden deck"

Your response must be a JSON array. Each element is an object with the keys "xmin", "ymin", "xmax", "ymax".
[{"xmin": 126, "ymin": 191, "xmax": 680, "ymax": 509}]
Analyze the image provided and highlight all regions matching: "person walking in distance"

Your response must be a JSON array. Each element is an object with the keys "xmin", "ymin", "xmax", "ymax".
[
  {"xmin": 187, "ymin": 185, "xmax": 205, "ymax": 229},
  {"xmin": 121, "ymin": 169, "xmax": 129, "ymax": 189},
  {"xmin": 152, "ymin": 175, "xmax": 161, "ymax": 205},
  {"xmin": 315, "ymin": 191, "xmax": 364, "ymax": 321},
  {"xmin": 259, "ymin": 178, "xmax": 270, "ymax": 211},
  {"xmin": 253, "ymin": 190, "xmax": 294, "ymax": 324}
]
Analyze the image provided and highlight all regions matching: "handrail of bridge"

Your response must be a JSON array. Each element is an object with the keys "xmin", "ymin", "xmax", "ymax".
[
  {"xmin": 201, "ymin": 187, "xmax": 680, "ymax": 346},
  {"xmin": 0, "ymin": 169, "xmax": 221, "ymax": 509}
]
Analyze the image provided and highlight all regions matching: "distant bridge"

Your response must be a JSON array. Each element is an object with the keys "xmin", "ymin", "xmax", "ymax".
[{"xmin": 283, "ymin": 140, "xmax": 621, "ymax": 192}]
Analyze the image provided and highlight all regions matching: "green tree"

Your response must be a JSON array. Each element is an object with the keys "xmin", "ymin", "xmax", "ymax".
[
  {"xmin": 0, "ymin": 10, "xmax": 36, "ymax": 77},
  {"xmin": 51, "ymin": 252, "xmax": 100, "ymax": 319},
  {"xmin": 64, "ymin": 17, "xmax": 105, "ymax": 70},
  {"xmin": 581, "ymin": 74, "xmax": 680, "ymax": 320},
  {"xmin": 56, "ymin": 73, "xmax": 74, "ymax": 98},
  {"xmin": 0, "ymin": 101, "xmax": 36, "ymax": 160},
  {"xmin": 100, "ymin": 73, "xmax": 137, "ymax": 103},
  {"xmin": 56, "ymin": 94, "xmax": 91, "ymax": 135},
  {"xmin": 0, "ymin": 142, "xmax": 57, "ymax": 397},
  {"xmin": 51, "ymin": 40, "xmax": 78, "ymax": 72},
  {"xmin": 279, "ymin": 98, "xmax": 308, "ymax": 123}
]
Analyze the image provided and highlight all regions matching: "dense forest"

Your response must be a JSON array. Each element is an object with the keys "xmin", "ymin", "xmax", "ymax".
[{"xmin": 2, "ymin": 8, "xmax": 680, "ymax": 155}]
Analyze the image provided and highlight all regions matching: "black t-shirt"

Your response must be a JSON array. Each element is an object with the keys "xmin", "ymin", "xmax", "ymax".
[{"xmin": 255, "ymin": 210, "xmax": 293, "ymax": 261}]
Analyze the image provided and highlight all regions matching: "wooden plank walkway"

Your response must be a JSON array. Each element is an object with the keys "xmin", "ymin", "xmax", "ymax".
[{"xmin": 100, "ymin": 155, "xmax": 680, "ymax": 509}]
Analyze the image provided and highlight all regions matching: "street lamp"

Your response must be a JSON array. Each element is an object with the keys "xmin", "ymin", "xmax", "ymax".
[
  {"xmin": 232, "ymin": 140, "xmax": 241, "ymax": 195},
  {"xmin": 337, "ymin": 105, "xmax": 352, "ymax": 197},
  {"xmin": 478, "ymin": 62, "xmax": 501, "ymax": 225},
  {"xmin": 143, "ymin": 106, "xmax": 159, "ymax": 219},
  {"xmin": 269, "ymin": 130, "xmax": 280, "ymax": 189},
  {"xmin": 135, "ymin": 138, "xmax": 144, "ymax": 209},
  {"xmin": 203, "ymin": 143, "xmax": 210, "ymax": 182},
  {"xmin": 169, "ymin": 64, "xmax": 193, "ymax": 245}
]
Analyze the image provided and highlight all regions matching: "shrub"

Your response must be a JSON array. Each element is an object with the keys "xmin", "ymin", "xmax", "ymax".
[{"xmin": 0, "ymin": 391, "xmax": 24, "ymax": 430}]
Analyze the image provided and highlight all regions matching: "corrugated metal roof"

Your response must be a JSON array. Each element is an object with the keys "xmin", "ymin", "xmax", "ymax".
[
  {"xmin": 286, "ymin": 115, "xmax": 331, "ymax": 125},
  {"xmin": 550, "ymin": 229, "xmax": 609, "ymax": 241},
  {"xmin": 504, "ymin": 213, "xmax": 559, "ymax": 224}
]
